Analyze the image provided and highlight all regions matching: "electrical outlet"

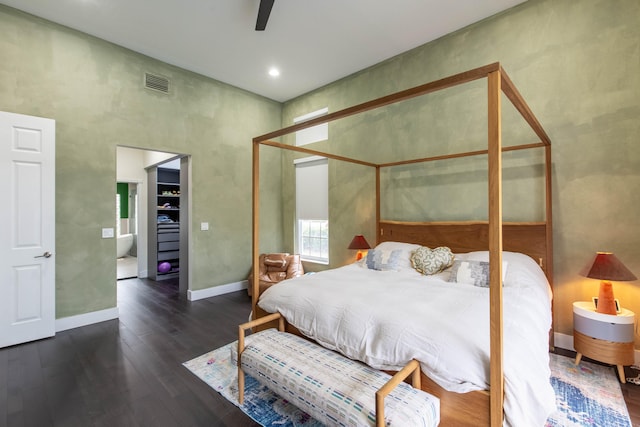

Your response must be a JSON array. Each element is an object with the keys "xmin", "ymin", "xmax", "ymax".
[
  {"xmin": 201, "ymin": 222, "xmax": 209, "ymax": 231},
  {"xmin": 102, "ymin": 228, "xmax": 114, "ymax": 238}
]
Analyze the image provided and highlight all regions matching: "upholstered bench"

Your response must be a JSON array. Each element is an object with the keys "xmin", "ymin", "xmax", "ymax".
[{"xmin": 237, "ymin": 313, "xmax": 440, "ymax": 427}]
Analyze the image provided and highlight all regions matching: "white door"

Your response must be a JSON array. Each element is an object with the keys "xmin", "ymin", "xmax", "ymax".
[{"xmin": 0, "ymin": 111, "xmax": 56, "ymax": 348}]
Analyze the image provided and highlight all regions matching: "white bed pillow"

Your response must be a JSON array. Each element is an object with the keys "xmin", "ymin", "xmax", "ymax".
[
  {"xmin": 457, "ymin": 251, "xmax": 548, "ymax": 289},
  {"xmin": 448, "ymin": 259, "xmax": 508, "ymax": 287},
  {"xmin": 363, "ymin": 241, "xmax": 421, "ymax": 271},
  {"xmin": 364, "ymin": 248, "xmax": 404, "ymax": 271}
]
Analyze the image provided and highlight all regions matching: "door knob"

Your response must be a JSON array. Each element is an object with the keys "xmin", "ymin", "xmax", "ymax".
[{"xmin": 34, "ymin": 251, "xmax": 52, "ymax": 258}]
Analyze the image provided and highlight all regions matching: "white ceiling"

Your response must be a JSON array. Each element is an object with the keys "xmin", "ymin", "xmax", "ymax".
[{"xmin": 1, "ymin": 0, "xmax": 526, "ymax": 102}]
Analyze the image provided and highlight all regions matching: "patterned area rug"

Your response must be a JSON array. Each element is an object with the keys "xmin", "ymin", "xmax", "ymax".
[
  {"xmin": 183, "ymin": 343, "xmax": 631, "ymax": 427},
  {"xmin": 546, "ymin": 353, "xmax": 631, "ymax": 427},
  {"xmin": 183, "ymin": 342, "xmax": 322, "ymax": 426}
]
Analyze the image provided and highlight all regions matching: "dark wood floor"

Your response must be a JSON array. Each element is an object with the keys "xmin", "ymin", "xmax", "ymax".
[
  {"xmin": 0, "ymin": 277, "xmax": 259, "ymax": 427},
  {"xmin": 1, "ymin": 277, "xmax": 640, "ymax": 426},
  {"xmin": 624, "ymin": 370, "xmax": 640, "ymax": 427}
]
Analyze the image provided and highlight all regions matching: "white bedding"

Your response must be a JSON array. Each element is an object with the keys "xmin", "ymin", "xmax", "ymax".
[{"xmin": 258, "ymin": 248, "xmax": 556, "ymax": 427}]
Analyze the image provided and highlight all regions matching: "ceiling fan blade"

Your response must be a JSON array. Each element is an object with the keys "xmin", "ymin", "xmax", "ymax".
[{"xmin": 255, "ymin": 0, "xmax": 275, "ymax": 31}]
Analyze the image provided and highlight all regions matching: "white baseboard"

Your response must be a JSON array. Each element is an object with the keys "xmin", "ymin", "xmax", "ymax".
[
  {"xmin": 554, "ymin": 331, "xmax": 640, "ymax": 366},
  {"xmin": 553, "ymin": 332, "xmax": 575, "ymax": 352},
  {"xmin": 55, "ymin": 307, "xmax": 119, "ymax": 333},
  {"xmin": 187, "ymin": 280, "xmax": 248, "ymax": 301},
  {"xmin": 54, "ymin": 281, "xmax": 246, "ymax": 332}
]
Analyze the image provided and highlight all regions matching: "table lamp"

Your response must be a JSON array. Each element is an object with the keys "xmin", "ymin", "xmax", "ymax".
[
  {"xmin": 348, "ymin": 235, "xmax": 371, "ymax": 261},
  {"xmin": 583, "ymin": 252, "xmax": 637, "ymax": 315}
]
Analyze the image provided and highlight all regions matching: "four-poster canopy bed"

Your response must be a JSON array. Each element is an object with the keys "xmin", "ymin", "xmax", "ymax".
[{"xmin": 250, "ymin": 62, "xmax": 554, "ymax": 426}]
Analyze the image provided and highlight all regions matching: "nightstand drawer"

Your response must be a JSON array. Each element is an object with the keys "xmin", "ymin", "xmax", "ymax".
[
  {"xmin": 573, "ymin": 330, "xmax": 635, "ymax": 366},
  {"xmin": 574, "ymin": 313, "xmax": 634, "ymax": 342}
]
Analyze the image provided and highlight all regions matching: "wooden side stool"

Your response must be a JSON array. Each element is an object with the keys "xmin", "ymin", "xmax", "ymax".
[{"xmin": 573, "ymin": 301, "xmax": 635, "ymax": 383}]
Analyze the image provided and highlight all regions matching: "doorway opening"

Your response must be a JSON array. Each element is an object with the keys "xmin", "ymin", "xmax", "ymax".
[
  {"xmin": 116, "ymin": 181, "xmax": 138, "ymax": 280},
  {"xmin": 116, "ymin": 146, "xmax": 190, "ymax": 297}
]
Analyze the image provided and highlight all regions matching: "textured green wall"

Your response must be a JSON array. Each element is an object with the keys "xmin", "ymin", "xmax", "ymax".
[
  {"xmin": 282, "ymin": 0, "xmax": 640, "ymax": 340},
  {"xmin": 0, "ymin": 6, "xmax": 283, "ymax": 318}
]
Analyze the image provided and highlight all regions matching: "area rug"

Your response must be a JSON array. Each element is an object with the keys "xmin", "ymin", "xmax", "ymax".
[
  {"xmin": 183, "ymin": 343, "xmax": 632, "ymax": 427},
  {"xmin": 183, "ymin": 342, "xmax": 322, "ymax": 426},
  {"xmin": 545, "ymin": 353, "xmax": 631, "ymax": 427}
]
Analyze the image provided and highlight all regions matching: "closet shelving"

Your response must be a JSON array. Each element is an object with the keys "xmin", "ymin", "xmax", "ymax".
[{"xmin": 153, "ymin": 167, "xmax": 180, "ymax": 279}]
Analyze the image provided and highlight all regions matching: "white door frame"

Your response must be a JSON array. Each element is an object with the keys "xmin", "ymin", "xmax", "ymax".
[
  {"xmin": 0, "ymin": 111, "xmax": 55, "ymax": 348},
  {"xmin": 116, "ymin": 147, "xmax": 191, "ymax": 296}
]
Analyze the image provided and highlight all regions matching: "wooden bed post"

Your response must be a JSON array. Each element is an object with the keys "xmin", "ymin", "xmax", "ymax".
[
  {"xmin": 488, "ymin": 70, "xmax": 504, "ymax": 427},
  {"xmin": 544, "ymin": 144, "xmax": 553, "ymax": 283},
  {"xmin": 376, "ymin": 166, "xmax": 381, "ymax": 245},
  {"xmin": 251, "ymin": 139, "xmax": 260, "ymax": 318},
  {"xmin": 545, "ymin": 144, "xmax": 554, "ymax": 348},
  {"xmin": 250, "ymin": 64, "xmax": 552, "ymax": 425}
]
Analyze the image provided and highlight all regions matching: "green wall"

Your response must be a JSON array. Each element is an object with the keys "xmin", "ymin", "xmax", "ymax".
[
  {"xmin": 116, "ymin": 183, "xmax": 128, "ymax": 219},
  {"xmin": 282, "ymin": 0, "xmax": 640, "ymax": 340},
  {"xmin": 0, "ymin": 5, "xmax": 283, "ymax": 318}
]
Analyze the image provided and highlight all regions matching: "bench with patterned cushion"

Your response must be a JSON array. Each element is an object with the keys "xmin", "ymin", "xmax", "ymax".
[{"xmin": 237, "ymin": 314, "xmax": 440, "ymax": 427}]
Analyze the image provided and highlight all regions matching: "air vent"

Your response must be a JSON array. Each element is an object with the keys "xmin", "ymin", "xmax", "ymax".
[{"xmin": 144, "ymin": 72, "xmax": 170, "ymax": 94}]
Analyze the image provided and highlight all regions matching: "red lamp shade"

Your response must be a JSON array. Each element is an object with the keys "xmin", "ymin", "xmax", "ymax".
[
  {"xmin": 348, "ymin": 235, "xmax": 371, "ymax": 261},
  {"xmin": 582, "ymin": 252, "xmax": 637, "ymax": 315},
  {"xmin": 348, "ymin": 235, "xmax": 371, "ymax": 250}
]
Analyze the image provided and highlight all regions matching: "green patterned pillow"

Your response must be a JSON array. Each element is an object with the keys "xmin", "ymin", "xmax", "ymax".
[{"xmin": 410, "ymin": 246, "xmax": 454, "ymax": 275}]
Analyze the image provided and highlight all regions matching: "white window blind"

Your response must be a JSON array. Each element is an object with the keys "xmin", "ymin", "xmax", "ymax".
[{"xmin": 295, "ymin": 157, "xmax": 328, "ymax": 220}]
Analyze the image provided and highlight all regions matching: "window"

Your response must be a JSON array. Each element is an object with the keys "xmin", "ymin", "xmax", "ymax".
[
  {"xmin": 298, "ymin": 219, "xmax": 329, "ymax": 263},
  {"xmin": 294, "ymin": 107, "xmax": 328, "ymax": 146},
  {"xmin": 295, "ymin": 156, "xmax": 328, "ymax": 263}
]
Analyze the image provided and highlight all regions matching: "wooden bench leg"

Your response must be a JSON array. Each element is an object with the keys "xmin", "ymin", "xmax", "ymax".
[
  {"xmin": 238, "ymin": 326, "xmax": 245, "ymax": 404},
  {"xmin": 238, "ymin": 365, "xmax": 245, "ymax": 403},
  {"xmin": 375, "ymin": 359, "xmax": 422, "ymax": 427},
  {"xmin": 237, "ymin": 312, "xmax": 285, "ymax": 404}
]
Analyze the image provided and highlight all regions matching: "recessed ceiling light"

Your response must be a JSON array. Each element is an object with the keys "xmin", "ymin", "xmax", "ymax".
[{"xmin": 268, "ymin": 68, "xmax": 280, "ymax": 77}]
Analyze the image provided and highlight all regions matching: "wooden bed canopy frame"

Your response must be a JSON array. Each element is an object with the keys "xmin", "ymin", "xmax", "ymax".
[{"xmin": 251, "ymin": 62, "xmax": 552, "ymax": 427}]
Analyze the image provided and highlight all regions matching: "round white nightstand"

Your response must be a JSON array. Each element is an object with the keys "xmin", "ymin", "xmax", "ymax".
[{"xmin": 573, "ymin": 301, "xmax": 635, "ymax": 383}]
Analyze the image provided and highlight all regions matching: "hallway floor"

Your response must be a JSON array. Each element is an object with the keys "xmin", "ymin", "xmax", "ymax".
[
  {"xmin": 116, "ymin": 256, "xmax": 137, "ymax": 280},
  {"xmin": 0, "ymin": 277, "xmax": 257, "ymax": 426}
]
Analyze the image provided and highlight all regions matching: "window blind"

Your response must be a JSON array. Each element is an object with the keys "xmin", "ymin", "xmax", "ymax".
[{"xmin": 295, "ymin": 157, "xmax": 328, "ymax": 220}]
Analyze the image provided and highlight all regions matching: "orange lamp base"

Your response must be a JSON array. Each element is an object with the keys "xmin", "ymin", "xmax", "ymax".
[{"xmin": 596, "ymin": 281, "xmax": 618, "ymax": 315}]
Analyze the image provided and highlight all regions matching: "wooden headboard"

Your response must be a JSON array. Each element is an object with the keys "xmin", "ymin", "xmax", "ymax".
[{"xmin": 379, "ymin": 220, "xmax": 551, "ymax": 280}]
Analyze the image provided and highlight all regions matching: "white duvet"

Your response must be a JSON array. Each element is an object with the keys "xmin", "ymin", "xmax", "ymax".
[{"xmin": 258, "ymin": 249, "xmax": 556, "ymax": 426}]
